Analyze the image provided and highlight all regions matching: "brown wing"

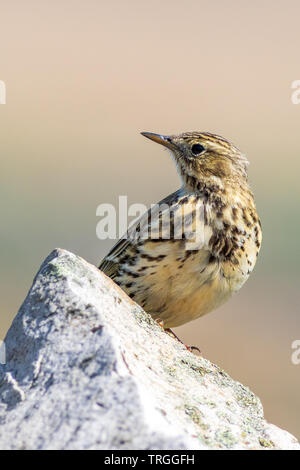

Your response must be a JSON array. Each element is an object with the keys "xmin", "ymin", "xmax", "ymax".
[
  {"xmin": 99, "ymin": 237, "xmax": 133, "ymax": 279},
  {"xmin": 99, "ymin": 189, "xmax": 183, "ymax": 279}
]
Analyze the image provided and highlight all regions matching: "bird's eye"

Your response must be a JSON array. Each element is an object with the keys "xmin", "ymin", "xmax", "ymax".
[{"xmin": 191, "ymin": 143, "xmax": 205, "ymax": 156}]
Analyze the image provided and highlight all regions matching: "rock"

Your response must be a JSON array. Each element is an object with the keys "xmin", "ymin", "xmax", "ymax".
[{"xmin": 0, "ymin": 249, "xmax": 298, "ymax": 450}]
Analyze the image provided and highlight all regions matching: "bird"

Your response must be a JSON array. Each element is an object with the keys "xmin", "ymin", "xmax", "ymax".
[{"xmin": 99, "ymin": 131, "xmax": 262, "ymax": 330}]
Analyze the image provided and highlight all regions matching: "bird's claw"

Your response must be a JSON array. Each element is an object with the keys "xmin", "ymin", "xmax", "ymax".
[{"xmin": 165, "ymin": 328, "xmax": 201, "ymax": 355}]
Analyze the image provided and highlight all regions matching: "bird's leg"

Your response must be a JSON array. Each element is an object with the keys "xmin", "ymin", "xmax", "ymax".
[
  {"xmin": 155, "ymin": 318, "xmax": 165, "ymax": 329},
  {"xmin": 165, "ymin": 328, "xmax": 201, "ymax": 354},
  {"xmin": 155, "ymin": 318, "xmax": 201, "ymax": 354}
]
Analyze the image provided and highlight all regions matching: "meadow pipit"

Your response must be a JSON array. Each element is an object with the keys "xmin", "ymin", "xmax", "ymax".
[{"xmin": 99, "ymin": 132, "xmax": 262, "ymax": 329}]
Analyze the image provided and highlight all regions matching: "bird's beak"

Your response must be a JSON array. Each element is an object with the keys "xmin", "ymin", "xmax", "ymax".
[{"xmin": 141, "ymin": 132, "xmax": 177, "ymax": 150}]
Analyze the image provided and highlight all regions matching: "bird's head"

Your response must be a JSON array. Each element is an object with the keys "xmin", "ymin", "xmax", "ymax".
[{"xmin": 141, "ymin": 131, "xmax": 249, "ymax": 191}]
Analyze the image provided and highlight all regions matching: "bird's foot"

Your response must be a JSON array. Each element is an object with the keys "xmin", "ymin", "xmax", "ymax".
[
  {"xmin": 155, "ymin": 319, "xmax": 201, "ymax": 355},
  {"xmin": 155, "ymin": 318, "xmax": 165, "ymax": 329},
  {"xmin": 165, "ymin": 328, "xmax": 201, "ymax": 355}
]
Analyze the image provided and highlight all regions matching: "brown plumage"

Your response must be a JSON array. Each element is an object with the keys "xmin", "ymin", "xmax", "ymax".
[{"xmin": 99, "ymin": 131, "xmax": 262, "ymax": 328}]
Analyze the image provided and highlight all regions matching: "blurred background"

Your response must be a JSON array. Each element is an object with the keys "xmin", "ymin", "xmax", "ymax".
[{"xmin": 1, "ymin": 0, "xmax": 300, "ymax": 439}]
